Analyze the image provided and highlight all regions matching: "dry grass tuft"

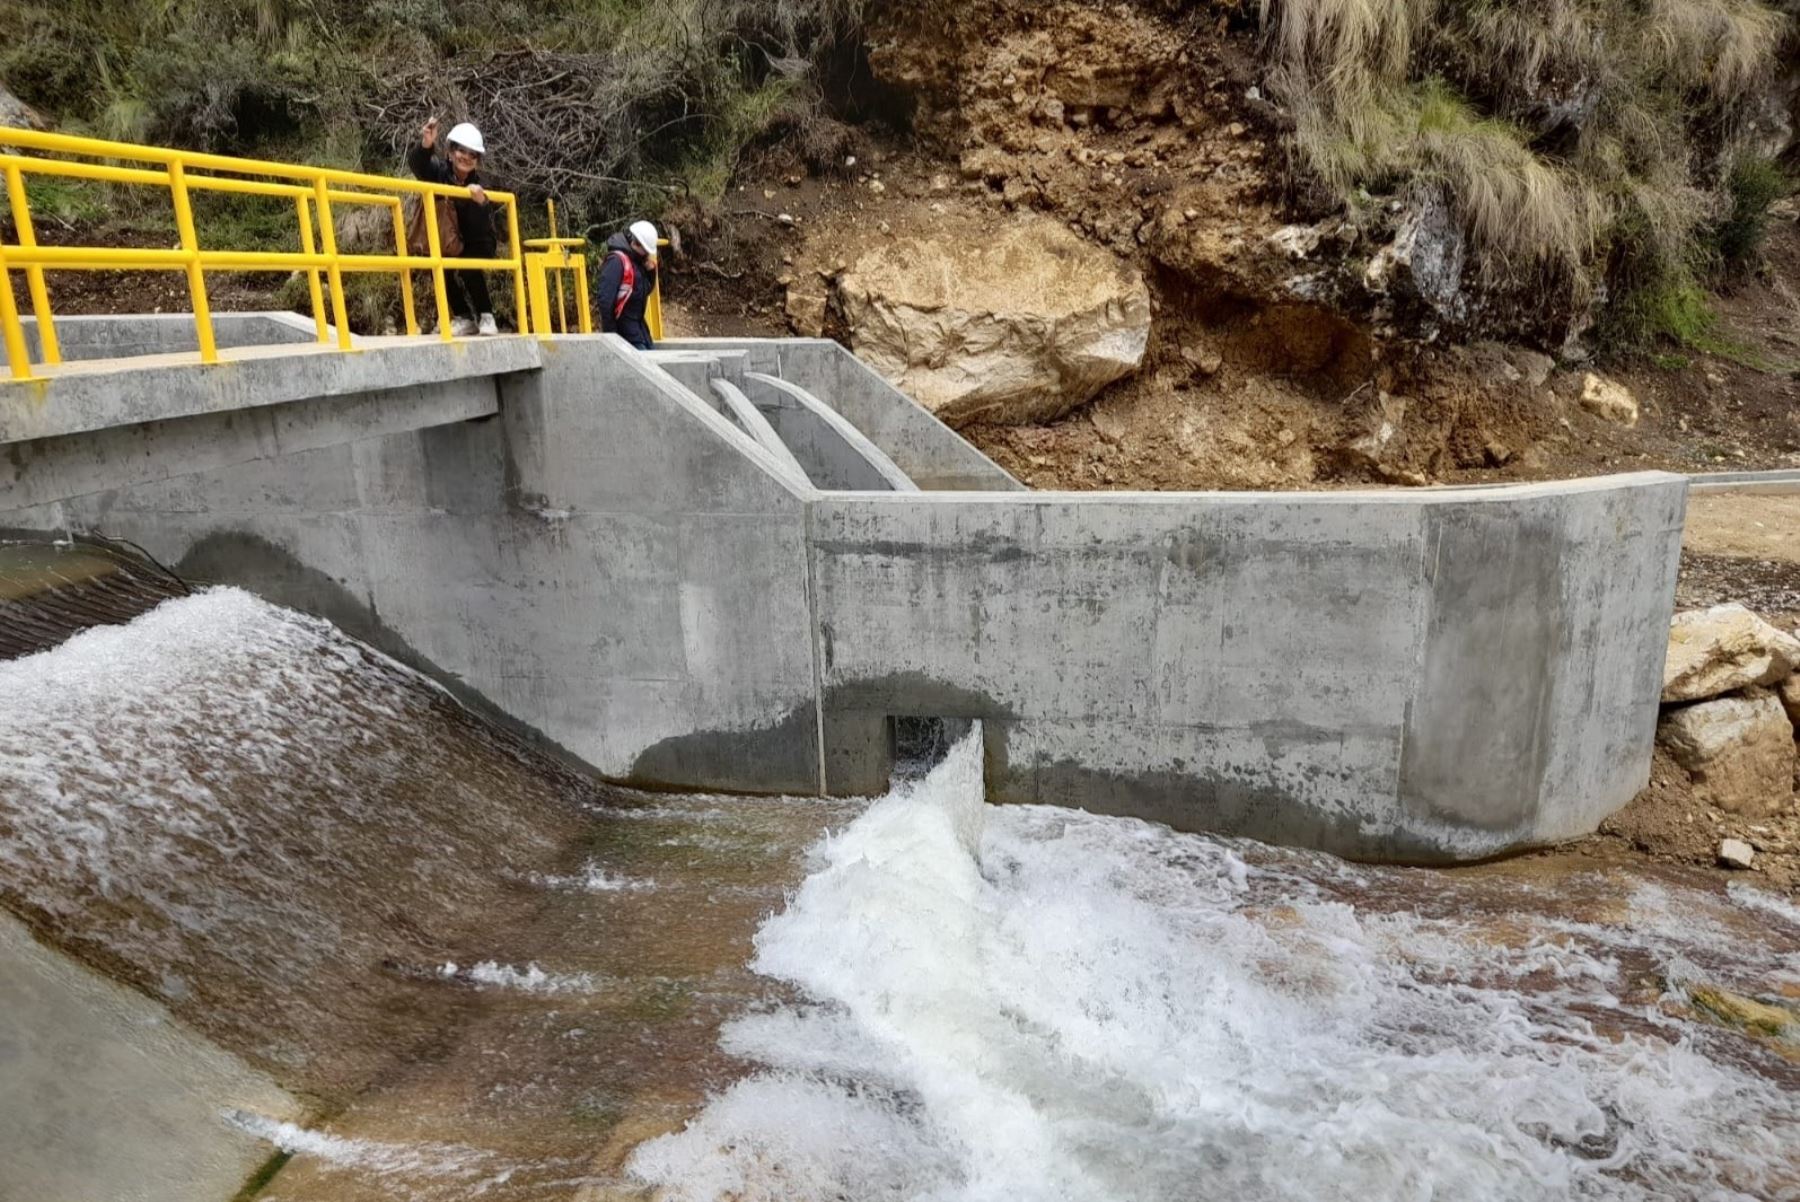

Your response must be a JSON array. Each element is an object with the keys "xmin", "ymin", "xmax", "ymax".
[{"xmin": 1260, "ymin": 0, "xmax": 1792, "ymax": 327}]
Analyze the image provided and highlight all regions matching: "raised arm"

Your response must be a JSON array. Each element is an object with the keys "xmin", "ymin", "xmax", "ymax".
[{"xmin": 407, "ymin": 118, "xmax": 443, "ymax": 182}]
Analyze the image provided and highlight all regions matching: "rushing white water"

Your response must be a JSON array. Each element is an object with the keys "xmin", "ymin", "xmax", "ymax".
[
  {"xmin": 0, "ymin": 586, "xmax": 590, "ymax": 1090},
  {"xmin": 223, "ymin": 1110, "xmax": 495, "ymax": 1179},
  {"xmin": 438, "ymin": 960, "xmax": 603, "ymax": 994},
  {"xmin": 629, "ymin": 732, "xmax": 1800, "ymax": 1201}
]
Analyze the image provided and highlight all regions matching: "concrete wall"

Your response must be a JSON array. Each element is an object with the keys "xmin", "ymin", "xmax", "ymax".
[
  {"xmin": 7, "ymin": 311, "xmax": 323, "ymax": 366},
  {"xmin": 658, "ymin": 338, "xmax": 1021, "ymax": 491},
  {"xmin": 808, "ymin": 477, "xmax": 1685, "ymax": 862}
]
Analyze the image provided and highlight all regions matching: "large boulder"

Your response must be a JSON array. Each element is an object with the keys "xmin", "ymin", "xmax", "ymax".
[
  {"xmin": 1658, "ymin": 691, "xmax": 1795, "ymax": 818},
  {"xmin": 835, "ymin": 215, "xmax": 1150, "ymax": 426},
  {"xmin": 1662, "ymin": 604, "xmax": 1800, "ymax": 703}
]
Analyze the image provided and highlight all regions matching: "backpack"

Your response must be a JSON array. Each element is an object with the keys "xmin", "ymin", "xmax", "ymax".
[
  {"xmin": 608, "ymin": 249, "xmax": 638, "ymax": 318},
  {"xmin": 403, "ymin": 192, "xmax": 464, "ymax": 258}
]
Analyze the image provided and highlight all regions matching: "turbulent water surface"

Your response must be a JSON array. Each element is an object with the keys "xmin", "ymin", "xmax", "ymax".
[
  {"xmin": 628, "ymin": 736, "xmax": 1800, "ymax": 1201},
  {"xmin": 2, "ymin": 580, "xmax": 1798, "ymax": 1201}
]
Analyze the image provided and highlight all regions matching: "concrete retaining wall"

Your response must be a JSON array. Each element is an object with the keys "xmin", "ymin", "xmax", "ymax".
[
  {"xmin": 808, "ymin": 478, "xmax": 1685, "ymax": 861},
  {"xmin": 20, "ymin": 335, "xmax": 823, "ymax": 794},
  {"xmin": 0, "ymin": 911, "xmax": 301, "ymax": 1202}
]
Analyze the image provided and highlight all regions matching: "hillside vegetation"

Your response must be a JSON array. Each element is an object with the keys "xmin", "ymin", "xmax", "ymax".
[
  {"xmin": 1262, "ymin": 0, "xmax": 1796, "ymax": 344},
  {"xmin": 1, "ymin": 0, "xmax": 1794, "ymax": 353},
  {"xmin": 0, "ymin": 0, "xmax": 867, "ymax": 225}
]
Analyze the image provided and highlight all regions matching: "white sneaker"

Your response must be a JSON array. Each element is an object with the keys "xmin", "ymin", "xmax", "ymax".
[
  {"xmin": 477, "ymin": 312, "xmax": 499, "ymax": 336},
  {"xmin": 449, "ymin": 316, "xmax": 477, "ymax": 337}
]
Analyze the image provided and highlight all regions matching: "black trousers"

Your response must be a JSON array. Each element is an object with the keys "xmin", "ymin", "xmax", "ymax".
[
  {"xmin": 447, "ymin": 248, "xmax": 494, "ymax": 319},
  {"xmin": 616, "ymin": 315, "xmax": 654, "ymax": 351}
]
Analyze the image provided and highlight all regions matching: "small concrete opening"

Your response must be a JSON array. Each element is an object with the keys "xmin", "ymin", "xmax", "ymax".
[{"xmin": 891, "ymin": 716, "xmax": 976, "ymax": 779}]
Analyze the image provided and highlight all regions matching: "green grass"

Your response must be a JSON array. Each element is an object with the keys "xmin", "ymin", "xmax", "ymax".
[{"xmin": 21, "ymin": 177, "xmax": 109, "ymax": 226}]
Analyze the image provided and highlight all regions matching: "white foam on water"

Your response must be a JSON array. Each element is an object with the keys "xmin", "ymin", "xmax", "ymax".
[
  {"xmin": 628, "ymin": 731, "xmax": 1800, "ymax": 1202},
  {"xmin": 224, "ymin": 1109, "xmax": 492, "ymax": 1178},
  {"xmin": 1728, "ymin": 879, "xmax": 1800, "ymax": 931},
  {"xmin": 440, "ymin": 960, "xmax": 602, "ymax": 995},
  {"xmin": 528, "ymin": 863, "xmax": 660, "ymax": 893},
  {"xmin": 0, "ymin": 585, "xmax": 575, "ymax": 1034}
]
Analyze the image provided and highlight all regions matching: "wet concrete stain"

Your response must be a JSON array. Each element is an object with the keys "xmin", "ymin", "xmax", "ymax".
[{"xmin": 627, "ymin": 701, "xmax": 822, "ymax": 796}]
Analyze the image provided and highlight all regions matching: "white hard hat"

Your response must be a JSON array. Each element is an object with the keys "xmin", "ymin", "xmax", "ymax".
[
  {"xmin": 629, "ymin": 220, "xmax": 660, "ymax": 260},
  {"xmin": 446, "ymin": 122, "xmax": 485, "ymax": 156}
]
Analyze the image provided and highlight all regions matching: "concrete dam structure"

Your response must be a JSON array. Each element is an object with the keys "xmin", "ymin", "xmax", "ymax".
[{"xmin": 2, "ymin": 318, "xmax": 1686, "ymax": 863}]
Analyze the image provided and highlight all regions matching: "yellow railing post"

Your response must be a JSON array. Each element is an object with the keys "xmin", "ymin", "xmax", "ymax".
[
  {"xmin": 572, "ymin": 250, "xmax": 594, "ymax": 332},
  {"xmin": 4, "ymin": 163, "xmax": 59, "ymax": 365},
  {"xmin": 573, "ymin": 253, "xmax": 592, "ymax": 334},
  {"xmin": 420, "ymin": 193, "xmax": 453, "ymax": 340},
  {"xmin": 0, "ymin": 242, "xmax": 32, "ymax": 380},
  {"xmin": 387, "ymin": 199, "xmax": 418, "ymax": 337},
  {"xmin": 166, "ymin": 160, "xmax": 218, "ymax": 364},
  {"xmin": 548, "ymin": 200, "xmax": 568, "ymax": 334},
  {"xmin": 310, "ymin": 178, "xmax": 352, "ymax": 351},
  {"xmin": 507, "ymin": 198, "xmax": 529, "ymax": 336},
  {"xmin": 527, "ymin": 256, "xmax": 554, "ymax": 339},
  {"xmin": 293, "ymin": 193, "xmax": 329, "ymax": 344}
]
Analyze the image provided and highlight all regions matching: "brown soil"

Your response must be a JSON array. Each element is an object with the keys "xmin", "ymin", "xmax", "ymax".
[
  {"xmin": 1590, "ymin": 745, "xmax": 1800, "ymax": 894},
  {"xmin": 957, "ymin": 213, "xmax": 1800, "ymax": 492},
  {"xmin": 687, "ymin": 0, "xmax": 1799, "ymax": 496},
  {"xmin": 1684, "ymin": 493, "xmax": 1800, "ymax": 567}
]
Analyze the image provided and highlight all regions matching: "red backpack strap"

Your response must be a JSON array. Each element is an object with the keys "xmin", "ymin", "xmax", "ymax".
[{"xmin": 610, "ymin": 250, "xmax": 636, "ymax": 318}]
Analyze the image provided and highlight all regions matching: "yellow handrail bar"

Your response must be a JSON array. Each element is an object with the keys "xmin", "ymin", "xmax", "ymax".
[
  {"xmin": 0, "ymin": 126, "xmax": 514, "ymax": 206},
  {"xmin": 0, "ymin": 155, "xmax": 412, "ymax": 212},
  {"xmin": 0, "ymin": 124, "xmax": 531, "ymax": 381}
]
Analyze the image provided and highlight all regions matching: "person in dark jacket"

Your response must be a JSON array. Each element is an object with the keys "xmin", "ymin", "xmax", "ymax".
[
  {"xmin": 596, "ymin": 220, "xmax": 659, "ymax": 350},
  {"xmin": 408, "ymin": 118, "xmax": 500, "ymax": 335}
]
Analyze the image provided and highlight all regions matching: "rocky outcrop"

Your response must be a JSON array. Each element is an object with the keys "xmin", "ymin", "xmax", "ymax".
[
  {"xmin": 0, "ymin": 81, "xmax": 45, "ymax": 131},
  {"xmin": 1662, "ymin": 604, "xmax": 1800, "ymax": 703},
  {"xmin": 835, "ymin": 215, "xmax": 1151, "ymax": 425},
  {"xmin": 1658, "ymin": 690, "xmax": 1796, "ymax": 818},
  {"xmin": 1362, "ymin": 190, "xmax": 1467, "ymax": 332}
]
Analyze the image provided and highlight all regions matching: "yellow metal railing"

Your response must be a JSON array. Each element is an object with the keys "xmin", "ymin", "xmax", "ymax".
[
  {"xmin": 522, "ymin": 198, "xmax": 593, "ymax": 335},
  {"xmin": 519, "ymin": 205, "xmax": 667, "ymax": 341},
  {"xmin": 0, "ymin": 125, "xmax": 532, "ymax": 382}
]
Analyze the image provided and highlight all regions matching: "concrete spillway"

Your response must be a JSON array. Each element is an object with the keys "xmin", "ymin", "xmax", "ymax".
[{"xmin": 1, "ymin": 316, "xmax": 1684, "ymax": 863}]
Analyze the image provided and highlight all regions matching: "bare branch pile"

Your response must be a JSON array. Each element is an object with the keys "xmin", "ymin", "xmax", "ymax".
[{"xmin": 368, "ymin": 48, "xmax": 697, "ymax": 224}]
